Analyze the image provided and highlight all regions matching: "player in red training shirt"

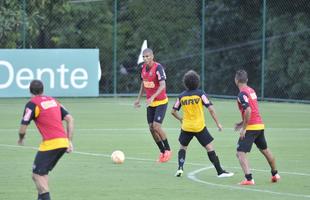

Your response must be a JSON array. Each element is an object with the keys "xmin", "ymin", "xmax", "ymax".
[
  {"xmin": 134, "ymin": 48, "xmax": 171, "ymax": 163},
  {"xmin": 234, "ymin": 70, "xmax": 280, "ymax": 185},
  {"xmin": 18, "ymin": 80, "xmax": 74, "ymax": 200}
]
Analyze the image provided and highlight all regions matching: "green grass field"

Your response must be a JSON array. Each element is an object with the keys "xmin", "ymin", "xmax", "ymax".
[{"xmin": 0, "ymin": 97, "xmax": 309, "ymax": 200}]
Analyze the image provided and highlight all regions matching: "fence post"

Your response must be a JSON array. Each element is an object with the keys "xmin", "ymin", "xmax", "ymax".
[
  {"xmin": 113, "ymin": 0, "xmax": 118, "ymax": 96},
  {"xmin": 21, "ymin": 0, "xmax": 27, "ymax": 48},
  {"xmin": 261, "ymin": 0, "xmax": 267, "ymax": 100},
  {"xmin": 201, "ymin": 0, "xmax": 206, "ymax": 91}
]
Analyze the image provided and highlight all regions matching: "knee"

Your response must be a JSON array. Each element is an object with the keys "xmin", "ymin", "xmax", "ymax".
[
  {"xmin": 260, "ymin": 148, "xmax": 270, "ymax": 156},
  {"xmin": 149, "ymin": 124, "xmax": 154, "ymax": 133},
  {"xmin": 236, "ymin": 152, "xmax": 241, "ymax": 159},
  {"xmin": 32, "ymin": 174, "xmax": 37, "ymax": 181},
  {"xmin": 152, "ymin": 123, "xmax": 161, "ymax": 132},
  {"xmin": 180, "ymin": 146, "xmax": 187, "ymax": 151},
  {"xmin": 205, "ymin": 144, "xmax": 214, "ymax": 152}
]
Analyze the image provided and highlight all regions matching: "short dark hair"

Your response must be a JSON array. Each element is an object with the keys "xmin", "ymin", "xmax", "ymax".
[
  {"xmin": 183, "ymin": 70, "xmax": 200, "ymax": 90},
  {"xmin": 143, "ymin": 48, "xmax": 153, "ymax": 55},
  {"xmin": 235, "ymin": 69, "xmax": 248, "ymax": 83},
  {"xmin": 29, "ymin": 80, "xmax": 44, "ymax": 95}
]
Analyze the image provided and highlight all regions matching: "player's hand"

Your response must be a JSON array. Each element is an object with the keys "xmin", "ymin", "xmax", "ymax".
[
  {"xmin": 217, "ymin": 123, "xmax": 223, "ymax": 131},
  {"xmin": 66, "ymin": 141, "xmax": 73, "ymax": 153},
  {"xmin": 17, "ymin": 139, "xmax": 24, "ymax": 146},
  {"xmin": 146, "ymin": 96, "xmax": 154, "ymax": 107},
  {"xmin": 134, "ymin": 100, "xmax": 141, "ymax": 108},
  {"xmin": 239, "ymin": 128, "xmax": 246, "ymax": 140},
  {"xmin": 234, "ymin": 122, "xmax": 243, "ymax": 131}
]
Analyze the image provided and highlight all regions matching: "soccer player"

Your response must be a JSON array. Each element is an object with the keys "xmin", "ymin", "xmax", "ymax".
[
  {"xmin": 171, "ymin": 70, "xmax": 233, "ymax": 178},
  {"xmin": 234, "ymin": 69, "xmax": 280, "ymax": 185},
  {"xmin": 134, "ymin": 48, "xmax": 172, "ymax": 162},
  {"xmin": 18, "ymin": 80, "xmax": 74, "ymax": 200}
]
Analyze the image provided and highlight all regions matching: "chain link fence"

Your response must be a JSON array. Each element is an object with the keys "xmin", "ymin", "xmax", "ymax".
[{"xmin": 1, "ymin": 0, "xmax": 309, "ymax": 102}]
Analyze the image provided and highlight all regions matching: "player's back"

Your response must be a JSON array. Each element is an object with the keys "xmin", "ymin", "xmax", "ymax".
[
  {"xmin": 178, "ymin": 89, "xmax": 207, "ymax": 132},
  {"xmin": 31, "ymin": 95, "xmax": 67, "ymax": 140}
]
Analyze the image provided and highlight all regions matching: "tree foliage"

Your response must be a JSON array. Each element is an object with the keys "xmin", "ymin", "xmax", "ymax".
[{"xmin": 1, "ymin": 0, "xmax": 309, "ymax": 100}]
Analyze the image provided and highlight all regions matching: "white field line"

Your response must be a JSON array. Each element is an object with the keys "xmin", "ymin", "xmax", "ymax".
[
  {"xmin": 0, "ymin": 128, "xmax": 310, "ymax": 132},
  {"xmin": 227, "ymin": 166, "xmax": 310, "ymax": 177},
  {"xmin": 3, "ymin": 143, "xmax": 308, "ymax": 177},
  {"xmin": 1, "ymin": 143, "xmax": 310, "ymax": 198},
  {"xmin": 1, "ymin": 143, "xmax": 310, "ymax": 175},
  {"xmin": 0, "ymin": 144, "xmax": 206, "ymax": 167},
  {"xmin": 188, "ymin": 167, "xmax": 310, "ymax": 199}
]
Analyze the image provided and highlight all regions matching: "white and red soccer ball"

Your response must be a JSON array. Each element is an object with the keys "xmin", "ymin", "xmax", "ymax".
[{"xmin": 111, "ymin": 150, "xmax": 125, "ymax": 164}]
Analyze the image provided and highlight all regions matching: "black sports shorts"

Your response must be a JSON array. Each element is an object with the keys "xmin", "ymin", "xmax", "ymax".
[
  {"xmin": 179, "ymin": 127, "xmax": 214, "ymax": 147},
  {"xmin": 237, "ymin": 130, "xmax": 267, "ymax": 153},
  {"xmin": 32, "ymin": 148, "xmax": 67, "ymax": 175},
  {"xmin": 147, "ymin": 103, "xmax": 168, "ymax": 124}
]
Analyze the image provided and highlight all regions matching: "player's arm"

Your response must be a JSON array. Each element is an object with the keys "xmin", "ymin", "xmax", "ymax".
[
  {"xmin": 236, "ymin": 92, "xmax": 251, "ymax": 139},
  {"xmin": 18, "ymin": 102, "xmax": 36, "ymax": 145},
  {"xmin": 134, "ymin": 67, "xmax": 144, "ymax": 108},
  {"xmin": 202, "ymin": 94, "xmax": 223, "ymax": 131},
  {"xmin": 171, "ymin": 98, "xmax": 182, "ymax": 123},
  {"xmin": 207, "ymin": 105, "xmax": 223, "ymax": 131},
  {"xmin": 134, "ymin": 82, "xmax": 144, "ymax": 108},
  {"xmin": 61, "ymin": 106, "xmax": 74, "ymax": 153},
  {"xmin": 18, "ymin": 125, "xmax": 28, "ymax": 145},
  {"xmin": 242, "ymin": 107, "xmax": 251, "ymax": 130}
]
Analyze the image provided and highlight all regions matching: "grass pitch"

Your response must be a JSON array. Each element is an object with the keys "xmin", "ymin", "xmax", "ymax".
[{"xmin": 0, "ymin": 97, "xmax": 309, "ymax": 200}]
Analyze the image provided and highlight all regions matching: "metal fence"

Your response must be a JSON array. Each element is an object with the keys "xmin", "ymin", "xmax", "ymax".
[{"xmin": 1, "ymin": 0, "xmax": 310, "ymax": 102}]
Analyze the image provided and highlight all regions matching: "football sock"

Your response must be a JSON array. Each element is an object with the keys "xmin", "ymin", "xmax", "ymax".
[
  {"xmin": 178, "ymin": 149, "xmax": 186, "ymax": 170},
  {"xmin": 245, "ymin": 173, "xmax": 253, "ymax": 181},
  {"xmin": 271, "ymin": 170, "xmax": 278, "ymax": 176},
  {"xmin": 156, "ymin": 141, "xmax": 165, "ymax": 153},
  {"xmin": 207, "ymin": 151, "xmax": 224, "ymax": 175},
  {"xmin": 38, "ymin": 192, "xmax": 51, "ymax": 200},
  {"xmin": 162, "ymin": 139, "xmax": 171, "ymax": 151}
]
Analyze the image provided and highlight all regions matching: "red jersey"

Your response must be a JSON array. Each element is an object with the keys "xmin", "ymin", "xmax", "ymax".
[
  {"xmin": 141, "ymin": 62, "xmax": 168, "ymax": 107},
  {"xmin": 237, "ymin": 86, "xmax": 264, "ymax": 130},
  {"xmin": 21, "ymin": 95, "xmax": 69, "ymax": 151}
]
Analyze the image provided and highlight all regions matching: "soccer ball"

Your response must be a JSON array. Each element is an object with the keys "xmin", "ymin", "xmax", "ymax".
[{"xmin": 111, "ymin": 150, "xmax": 125, "ymax": 164}]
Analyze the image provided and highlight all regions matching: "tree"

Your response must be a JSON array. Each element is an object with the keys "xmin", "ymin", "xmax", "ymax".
[{"xmin": 0, "ymin": 0, "xmax": 21, "ymax": 48}]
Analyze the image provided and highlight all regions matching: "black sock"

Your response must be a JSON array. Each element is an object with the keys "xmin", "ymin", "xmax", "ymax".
[
  {"xmin": 207, "ymin": 151, "xmax": 224, "ymax": 175},
  {"xmin": 162, "ymin": 139, "xmax": 171, "ymax": 151},
  {"xmin": 271, "ymin": 170, "xmax": 278, "ymax": 176},
  {"xmin": 245, "ymin": 173, "xmax": 253, "ymax": 181},
  {"xmin": 38, "ymin": 192, "xmax": 51, "ymax": 200},
  {"xmin": 156, "ymin": 141, "xmax": 165, "ymax": 153},
  {"xmin": 178, "ymin": 149, "xmax": 186, "ymax": 170}
]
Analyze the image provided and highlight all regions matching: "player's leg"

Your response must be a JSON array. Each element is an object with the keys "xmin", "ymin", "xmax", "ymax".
[
  {"xmin": 152, "ymin": 104, "xmax": 171, "ymax": 161},
  {"xmin": 32, "ymin": 174, "xmax": 50, "ymax": 200},
  {"xmin": 175, "ymin": 131, "xmax": 193, "ymax": 176},
  {"xmin": 149, "ymin": 123, "xmax": 165, "ymax": 150},
  {"xmin": 149, "ymin": 123, "xmax": 166, "ymax": 162},
  {"xmin": 255, "ymin": 130, "xmax": 280, "ymax": 182},
  {"xmin": 32, "ymin": 174, "xmax": 48, "ymax": 193},
  {"xmin": 237, "ymin": 131, "xmax": 256, "ymax": 185},
  {"xmin": 152, "ymin": 104, "xmax": 168, "ymax": 141},
  {"xmin": 32, "ymin": 148, "xmax": 67, "ymax": 199},
  {"xmin": 175, "ymin": 146, "xmax": 187, "ymax": 177},
  {"xmin": 196, "ymin": 128, "xmax": 233, "ymax": 177},
  {"xmin": 32, "ymin": 151, "xmax": 51, "ymax": 199},
  {"xmin": 260, "ymin": 148, "xmax": 277, "ymax": 172},
  {"xmin": 147, "ymin": 107, "xmax": 165, "ymax": 159}
]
